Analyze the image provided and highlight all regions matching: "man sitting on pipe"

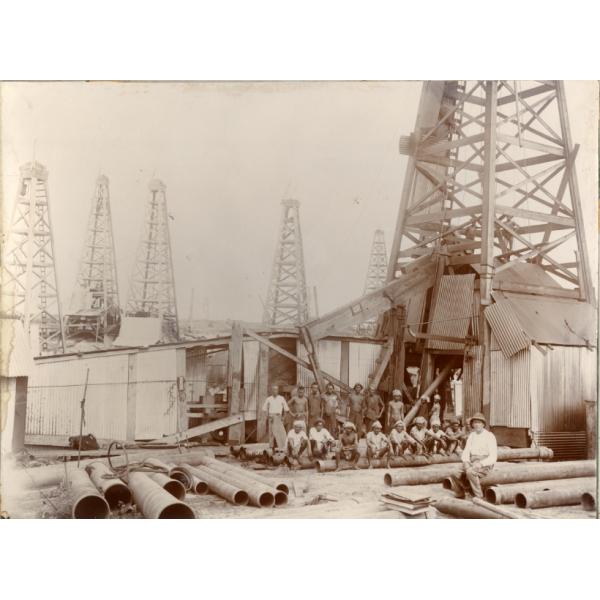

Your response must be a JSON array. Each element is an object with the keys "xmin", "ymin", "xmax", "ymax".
[
  {"xmin": 409, "ymin": 416, "xmax": 428, "ymax": 455},
  {"xmin": 448, "ymin": 413, "xmax": 497, "ymax": 499},
  {"xmin": 286, "ymin": 420, "xmax": 309, "ymax": 469},
  {"xmin": 335, "ymin": 422, "xmax": 360, "ymax": 471},
  {"xmin": 389, "ymin": 420, "xmax": 418, "ymax": 456},
  {"xmin": 309, "ymin": 418, "xmax": 335, "ymax": 459},
  {"xmin": 366, "ymin": 420, "xmax": 390, "ymax": 468},
  {"xmin": 445, "ymin": 418, "xmax": 467, "ymax": 455},
  {"xmin": 424, "ymin": 418, "xmax": 448, "ymax": 455}
]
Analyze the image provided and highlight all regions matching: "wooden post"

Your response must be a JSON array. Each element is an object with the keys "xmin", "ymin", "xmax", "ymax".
[
  {"xmin": 585, "ymin": 400, "xmax": 596, "ymax": 460},
  {"xmin": 175, "ymin": 348, "xmax": 187, "ymax": 436},
  {"xmin": 126, "ymin": 353, "xmax": 137, "ymax": 441},
  {"xmin": 340, "ymin": 341, "xmax": 350, "ymax": 385},
  {"xmin": 227, "ymin": 321, "xmax": 244, "ymax": 443},
  {"xmin": 392, "ymin": 306, "xmax": 407, "ymax": 391},
  {"xmin": 256, "ymin": 343, "xmax": 269, "ymax": 442}
]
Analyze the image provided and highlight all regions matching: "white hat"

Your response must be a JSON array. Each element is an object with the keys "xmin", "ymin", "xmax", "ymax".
[
  {"xmin": 293, "ymin": 420, "xmax": 305, "ymax": 428},
  {"xmin": 372, "ymin": 420, "xmax": 382, "ymax": 430},
  {"xmin": 394, "ymin": 420, "xmax": 405, "ymax": 428},
  {"xmin": 392, "ymin": 389, "xmax": 402, "ymax": 396}
]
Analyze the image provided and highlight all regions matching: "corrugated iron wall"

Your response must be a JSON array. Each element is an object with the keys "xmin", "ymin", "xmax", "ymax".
[
  {"xmin": 530, "ymin": 345, "xmax": 596, "ymax": 432},
  {"xmin": 427, "ymin": 274, "xmax": 475, "ymax": 350},
  {"xmin": 27, "ymin": 354, "xmax": 129, "ymax": 441},
  {"xmin": 348, "ymin": 342, "xmax": 380, "ymax": 387},
  {"xmin": 134, "ymin": 349, "xmax": 179, "ymax": 440},
  {"xmin": 462, "ymin": 345, "xmax": 483, "ymax": 418},
  {"xmin": 297, "ymin": 339, "xmax": 341, "ymax": 388},
  {"xmin": 185, "ymin": 347, "xmax": 207, "ymax": 405},
  {"xmin": 490, "ymin": 349, "xmax": 531, "ymax": 428},
  {"xmin": 243, "ymin": 341, "xmax": 260, "ymax": 414}
]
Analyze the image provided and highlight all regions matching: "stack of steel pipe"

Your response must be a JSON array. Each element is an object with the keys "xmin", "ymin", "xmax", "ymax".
[
  {"xmin": 68, "ymin": 469, "xmax": 111, "ymax": 519},
  {"xmin": 139, "ymin": 458, "xmax": 187, "ymax": 499},
  {"xmin": 183, "ymin": 464, "xmax": 250, "ymax": 506},
  {"xmin": 127, "ymin": 472, "xmax": 195, "ymax": 518},
  {"xmin": 86, "ymin": 461, "xmax": 132, "ymax": 509},
  {"xmin": 165, "ymin": 463, "xmax": 209, "ymax": 495},
  {"xmin": 484, "ymin": 477, "xmax": 597, "ymax": 505}
]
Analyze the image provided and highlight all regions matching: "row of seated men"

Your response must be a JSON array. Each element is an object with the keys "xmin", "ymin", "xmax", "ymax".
[{"xmin": 285, "ymin": 415, "xmax": 469, "ymax": 470}]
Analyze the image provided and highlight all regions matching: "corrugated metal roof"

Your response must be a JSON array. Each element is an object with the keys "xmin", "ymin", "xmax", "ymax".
[
  {"xmin": 500, "ymin": 292, "xmax": 596, "ymax": 347},
  {"xmin": 113, "ymin": 317, "xmax": 163, "ymax": 347},
  {"xmin": 484, "ymin": 301, "xmax": 532, "ymax": 358},
  {"xmin": 404, "ymin": 291, "xmax": 427, "ymax": 343},
  {"xmin": 1, "ymin": 318, "xmax": 34, "ymax": 377},
  {"xmin": 472, "ymin": 261, "xmax": 566, "ymax": 290},
  {"xmin": 426, "ymin": 274, "xmax": 475, "ymax": 350}
]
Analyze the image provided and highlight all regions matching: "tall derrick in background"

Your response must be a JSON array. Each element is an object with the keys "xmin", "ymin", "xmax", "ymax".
[
  {"xmin": 263, "ymin": 199, "xmax": 310, "ymax": 326},
  {"xmin": 383, "ymin": 80, "xmax": 594, "ymax": 415},
  {"xmin": 358, "ymin": 228, "xmax": 388, "ymax": 335},
  {"xmin": 1, "ymin": 162, "xmax": 65, "ymax": 355},
  {"xmin": 64, "ymin": 175, "xmax": 120, "ymax": 343},
  {"xmin": 125, "ymin": 179, "xmax": 179, "ymax": 340}
]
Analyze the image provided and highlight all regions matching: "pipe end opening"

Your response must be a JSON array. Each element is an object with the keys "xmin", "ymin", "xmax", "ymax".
[
  {"xmin": 514, "ymin": 493, "xmax": 528, "ymax": 509},
  {"xmin": 105, "ymin": 485, "xmax": 133, "ymax": 509},
  {"xmin": 234, "ymin": 491, "xmax": 249, "ymax": 506},
  {"xmin": 581, "ymin": 492, "xmax": 596, "ymax": 511},
  {"xmin": 73, "ymin": 496, "xmax": 110, "ymax": 519},
  {"xmin": 164, "ymin": 480, "xmax": 186, "ymax": 500},
  {"xmin": 158, "ymin": 503, "xmax": 195, "ymax": 519}
]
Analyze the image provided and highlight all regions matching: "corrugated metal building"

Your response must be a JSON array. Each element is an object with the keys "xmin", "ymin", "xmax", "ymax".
[{"xmin": 24, "ymin": 332, "xmax": 384, "ymax": 446}]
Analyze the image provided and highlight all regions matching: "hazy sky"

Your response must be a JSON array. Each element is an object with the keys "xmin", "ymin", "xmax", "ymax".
[{"xmin": 1, "ymin": 81, "xmax": 597, "ymax": 322}]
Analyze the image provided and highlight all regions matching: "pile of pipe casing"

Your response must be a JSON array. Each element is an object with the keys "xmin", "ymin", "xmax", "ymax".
[
  {"xmin": 320, "ymin": 446, "xmax": 553, "ymax": 474},
  {"xmin": 484, "ymin": 477, "xmax": 597, "ymax": 505},
  {"xmin": 183, "ymin": 456, "xmax": 289, "ymax": 508},
  {"xmin": 127, "ymin": 472, "xmax": 195, "ymax": 518}
]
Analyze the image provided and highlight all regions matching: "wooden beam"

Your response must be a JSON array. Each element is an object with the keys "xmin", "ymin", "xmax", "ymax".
[
  {"xmin": 489, "ymin": 279, "xmax": 580, "ymax": 299},
  {"xmin": 126, "ymin": 353, "xmax": 137, "ymax": 441},
  {"xmin": 405, "ymin": 205, "xmax": 481, "ymax": 226},
  {"xmin": 369, "ymin": 338, "xmax": 394, "ymax": 389},
  {"xmin": 243, "ymin": 327, "xmax": 352, "ymax": 393},
  {"xmin": 340, "ymin": 341, "xmax": 350, "ymax": 385},
  {"xmin": 154, "ymin": 414, "xmax": 244, "ymax": 444},
  {"xmin": 495, "ymin": 204, "xmax": 575, "ymax": 227},
  {"xmin": 227, "ymin": 321, "xmax": 244, "ymax": 443},
  {"xmin": 256, "ymin": 343, "xmax": 269, "ymax": 442}
]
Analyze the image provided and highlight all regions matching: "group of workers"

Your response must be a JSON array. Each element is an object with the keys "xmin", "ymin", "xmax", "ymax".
[{"xmin": 262, "ymin": 382, "xmax": 478, "ymax": 472}]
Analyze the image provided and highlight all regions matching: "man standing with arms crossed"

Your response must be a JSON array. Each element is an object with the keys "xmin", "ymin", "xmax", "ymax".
[
  {"xmin": 262, "ymin": 384, "xmax": 290, "ymax": 450},
  {"xmin": 449, "ymin": 413, "xmax": 497, "ymax": 499},
  {"xmin": 308, "ymin": 382, "xmax": 322, "ymax": 428}
]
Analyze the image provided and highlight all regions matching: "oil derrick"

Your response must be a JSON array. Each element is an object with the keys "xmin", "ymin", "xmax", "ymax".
[
  {"xmin": 358, "ymin": 229, "xmax": 388, "ymax": 335},
  {"xmin": 263, "ymin": 199, "xmax": 309, "ymax": 326},
  {"xmin": 64, "ymin": 175, "xmax": 120, "ymax": 343},
  {"xmin": 125, "ymin": 179, "xmax": 179, "ymax": 340},
  {"xmin": 384, "ymin": 81, "xmax": 594, "ymax": 407},
  {"xmin": 1, "ymin": 161, "xmax": 65, "ymax": 355}
]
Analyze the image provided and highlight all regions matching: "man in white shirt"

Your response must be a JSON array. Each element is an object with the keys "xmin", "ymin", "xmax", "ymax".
[
  {"xmin": 366, "ymin": 420, "xmax": 390, "ymax": 467},
  {"xmin": 262, "ymin": 384, "xmax": 289, "ymax": 450},
  {"xmin": 449, "ymin": 412, "xmax": 497, "ymax": 499},
  {"xmin": 286, "ymin": 420, "xmax": 309, "ymax": 468},
  {"xmin": 308, "ymin": 418, "xmax": 335, "ymax": 459}
]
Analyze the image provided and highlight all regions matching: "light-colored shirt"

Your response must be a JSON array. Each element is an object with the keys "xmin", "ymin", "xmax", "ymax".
[
  {"xmin": 461, "ymin": 429, "xmax": 498, "ymax": 467},
  {"xmin": 390, "ymin": 429, "xmax": 411, "ymax": 444},
  {"xmin": 410, "ymin": 425, "xmax": 427, "ymax": 443},
  {"xmin": 309, "ymin": 427, "xmax": 334, "ymax": 444},
  {"xmin": 262, "ymin": 395, "xmax": 289, "ymax": 416},
  {"xmin": 366, "ymin": 431, "xmax": 389, "ymax": 450},
  {"xmin": 287, "ymin": 428, "xmax": 308, "ymax": 450}
]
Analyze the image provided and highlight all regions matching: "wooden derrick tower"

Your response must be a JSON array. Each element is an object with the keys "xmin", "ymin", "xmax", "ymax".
[
  {"xmin": 125, "ymin": 179, "xmax": 179, "ymax": 340},
  {"xmin": 383, "ymin": 81, "xmax": 595, "ymax": 450},
  {"xmin": 263, "ymin": 199, "xmax": 310, "ymax": 326},
  {"xmin": 358, "ymin": 229, "xmax": 388, "ymax": 335},
  {"xmin": 64, "ymin": 175, "xmax": 121, "ymax": 343},
  {"xmin": 2, "ymin": 161, "xmax": 65, "ymax": 355}
]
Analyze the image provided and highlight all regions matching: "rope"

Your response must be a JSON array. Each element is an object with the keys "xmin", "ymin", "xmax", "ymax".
[{"xmin": 104, "ymin": 440, "xmax": 169, "ymax": 482}]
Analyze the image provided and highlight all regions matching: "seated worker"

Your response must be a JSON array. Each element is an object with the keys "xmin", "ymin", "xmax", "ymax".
[
  {"xmin": 348, "ymin": 383, "xmax": 365, "ymax": 437},
  {"xmin": 449, "ymin": 413, "xmax": 498, "ymax": 499},
  {"xmin": 335, "ymin": 421, "xmax": 360, "ymax": 471},
  {"xmin": 386, "ymin": 389, "xmax": 405, "ymax": 433},
  {"xmin": 424, "ymin": 417, "xmax": 448, "ymax": 455},
  {"xmin": 389, "ymin": 420, "xmax": 418, "ymax": 456},
  {"xmin": 308, "ymin": 418, "xmax": 335, "ymax": 459},
  {"xmin": 409, "ymin": 416, "xmax": 428, "ymax": 455},
  {"xmin": 289, "ymin": 385, "xmax": 309, "ymax": 430},
  {"xmin": 366, "ymin": 420, "xmax": 390, "ymax": 467},
  {"xmin": 286, "ymin": 420, "xmax": 309, "ymax": 469},
  {"xmin": 445, "ymin": 417, "xmax": 467, "ymax": 454}
]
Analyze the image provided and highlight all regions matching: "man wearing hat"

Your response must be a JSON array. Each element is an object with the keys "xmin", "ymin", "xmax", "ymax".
[
  {"xmin": 386, "ymin": 389, "xmax": 405, "ymax": 434},
  {"xmin": 308, "ymin": 418, "xmax": 335, "ymax": 459},
  {"xmin": 286, "ymin": 420, "xmax": 309, "ymax": 468},
  {"xmin": 445, "ymin": 418, "xmax": 467, "ymax": 455},
  {"xmin": 348, "ymin": 383, "xmax": 366, "ymax": 437},
  {"xmin": 409, "ymin": 416, "xmax": 428, "ymax": 454},
  {"xmin": 389, "ymin": 421, "xmax": 418, "ymax": 456},
  {"xmin": 366, "ymin": 420, "xmax": 390, "ymax": 467},
  {"xmin": 449, "ymin": 413, "xmax": 497, "ymax": 499},
  {"xmin": 424, "ymin": 417, "xmax": 448, "ymax": 455},
  {"xmin": 335, "ymin": 421, "xmax": 360, "ymax": 470}
]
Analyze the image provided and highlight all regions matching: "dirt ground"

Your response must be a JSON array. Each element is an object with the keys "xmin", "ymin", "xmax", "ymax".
[{"xmin": 2, "ymin": 454, "xmax": 595, "ymax": 519}]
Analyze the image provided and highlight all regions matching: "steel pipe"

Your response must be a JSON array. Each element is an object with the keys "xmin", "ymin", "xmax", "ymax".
[
  {"xmin": 384, "ymin": 464, "xmax": 463, "ymax": 486},
  {"xmin": 86, "ymin": 461, "xmax": 132, "ymax": 508},
  {"xmin": 484, "ymin": 477, "xmax": 597, "ymax": 505},
  {"xmin": 68, "ymin": 469, "xmax": 110, "ymax": 519},
  {"xmin": 515, "ymin": 484, "xmax": 597, "ymax": 509},
  {"xmin": 196, "ymin": 456, "xmax": 290, "ymax": 497},
  {"xmin": 442, "ymin": 460, "xmax": 596, "ymax": 490},
  {"xmin": 434, "ymin": 497, "xmax": 504, "ymax": 519},
  {"xmin": 183, "ymin": 464, "xmax": 249, "ymax": 506},
  {"xmin": 146, "ymin": 472, "xmax": 186, "ymax": 500},
  {"xmin": 194, "ymin": 463, "xmax": 280, "ymax": 507},
  {"xmin": 127, "ymin": 472, "xmax": 195, "ymax": 518},
  {"xmin": 581, "ymin": 492, "xmax": 596, "ymax": 511},
  {"xmin": 165, "ymin": 463, "xmax": 209, "ymax": 494},
  {"xmin": 190, "ymin": 475, "xmax": 209, "ymax": 495}
]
